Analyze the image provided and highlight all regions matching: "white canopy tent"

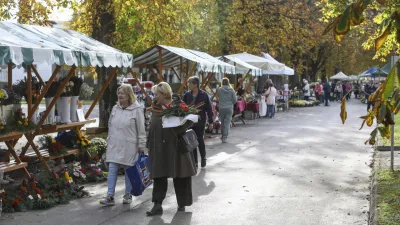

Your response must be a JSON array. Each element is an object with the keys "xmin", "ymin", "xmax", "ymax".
[
  {"xmin": 226, "ymin": 52, "xmax": 285, "ymax": 74},
  {"xmin": 133, "ymin": 44, "xmax": 236, "ymax": 74},
  {"xmin": 218, "ymin": 55, "xmax": 263, "ymax": 76},
  {"xmin": 348, "ymin": 75, "xmax": 359, "ymax": 81},
  {"xmin": 261, "ymin": 52, "xmax": 294, "ymax": 75},
  {"xmin": 330, "ymin": 72, "xmax": 348, "ymax": 80}
]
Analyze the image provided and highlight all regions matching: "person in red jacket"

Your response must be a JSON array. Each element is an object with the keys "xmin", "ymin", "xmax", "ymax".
[{"xmin": 314, "ymin": 82, "xmax": 323, "ymax": 103}]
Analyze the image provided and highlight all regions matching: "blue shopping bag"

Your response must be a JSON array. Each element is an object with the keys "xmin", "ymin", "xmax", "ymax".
[{"xmin": 126, "ymin": 153, "xmax": 153, "ymax": 196}]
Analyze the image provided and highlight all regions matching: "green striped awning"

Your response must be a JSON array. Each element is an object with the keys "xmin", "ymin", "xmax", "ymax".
[{"xmin": 0, "ymin": 22, "xmax": 133, "ymax": 68}]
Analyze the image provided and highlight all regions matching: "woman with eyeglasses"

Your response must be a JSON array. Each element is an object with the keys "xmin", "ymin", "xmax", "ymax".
[{"xmin": 146, "ymin": 82, "xmax": 197, "ymax": 216}]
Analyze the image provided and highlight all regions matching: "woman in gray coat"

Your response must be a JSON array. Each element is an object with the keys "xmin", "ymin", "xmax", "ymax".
[
  {"xmin": 217, "ymin": 78, "xmax": 237, "ymax": 143},
  {"xmin": 146, "ymin": 82, "xmax": 197, "ymax": 216}
]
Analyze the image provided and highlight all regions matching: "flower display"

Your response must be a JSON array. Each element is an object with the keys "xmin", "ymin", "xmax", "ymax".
[
  {"xmin": 151, "ymin": 94, "xmax": 204, "ymax": 117},
  {"xmin": 38, "ymin": 135, "xmax": 67, "ymax": 156},
  {"xmin": 12, "ymin": 108, "xmax": 36, "ymax": 132},
  {"xmin": 76, "ymin": 128, "xmax": 91, "ymax": 147},
  {"xmin": 69, "ymin": 76, "xmax": 84, "ymax": 96},
  {"xmin": 144, "ymin": 81, "xmax": 154, "ymax": 89},
  {"xmin": 13, "ymin": 77, "xmax": 43, "ymax": 103}
]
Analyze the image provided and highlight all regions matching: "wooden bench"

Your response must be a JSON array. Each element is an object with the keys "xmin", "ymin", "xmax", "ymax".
[
  {"xmin": 0, "ymin": 132, "xmax": 31, "ymax": 178},
  {"xmin": 20, "ymin": 148, "xmax": 80, "ymax": 162},
  {"xmin": 0, "ymin": 161, "xmax": 28, "ymax": 172}
]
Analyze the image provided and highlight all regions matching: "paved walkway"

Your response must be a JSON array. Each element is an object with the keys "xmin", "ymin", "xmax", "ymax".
[{"xmin": 2, "ymin": 100, "xmax": 373, "ymax": 225}]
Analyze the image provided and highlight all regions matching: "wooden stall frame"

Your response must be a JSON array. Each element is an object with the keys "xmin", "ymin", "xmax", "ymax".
[
  {"xmin": 127, "ymin": 68, "xmax": 153, "ymax": 105},
  {"xmin": 85, "ymin": 67, "xmax": 117, "ymax": 119},
  {"xmin": 0, "ymin": 132, "xmax": 30, "ymax": 178},
  {"xmin": 20, "ymin": 65, "xmax": 78, "ymax": 157},
  {"xmin": 178, "ymin": 62, "xmax": 196, "ymax": 94}
]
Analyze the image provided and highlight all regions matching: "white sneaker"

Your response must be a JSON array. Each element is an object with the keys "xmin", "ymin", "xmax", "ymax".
[{"xmin": 123, "ymin": 193, "xmax": 132, "ymax": 204}]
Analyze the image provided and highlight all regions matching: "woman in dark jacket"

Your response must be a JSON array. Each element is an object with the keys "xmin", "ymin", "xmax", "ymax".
[{"xmin": 146, "ymin": 82, "xmax": 197, "ymax": 216}]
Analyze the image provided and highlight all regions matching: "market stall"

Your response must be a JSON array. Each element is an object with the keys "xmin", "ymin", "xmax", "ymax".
[
  {"xmin": 132, "ymin": 45, "xmax": 235, "ymax": 95},
  {"xmin": 0, "ymin": 22, "xmax": 134, "ymax": 175},
  {"xmin": 330, "ymin": 72, "xmax": 349, "ymax": 80}
]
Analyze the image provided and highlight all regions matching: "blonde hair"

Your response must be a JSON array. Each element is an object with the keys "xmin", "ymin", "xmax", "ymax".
[
  {"xmin": 152, "ymin": 82, "xmax": 172, "ymax": 100},
  {"xmin": 222, "ymin": 78, "xmax": 231, "ymax": 87},
  {"xmin": 117, "ymin": 84, "xmax": 136, "ymax": 105}
]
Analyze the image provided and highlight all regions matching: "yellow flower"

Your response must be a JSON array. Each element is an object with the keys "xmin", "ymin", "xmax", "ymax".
[
  {"xmin": 24, "ymin": 118, "xmax": 28, "ymax": 122},
  {"xmin": 23, "ymin": 122, "xmax": 28, "ymax": 126},
  {"xmin": 17, "ymin": 121, "xmax": 22, "ymax": 125},
  {"xmin": 51, "ymin": 139, "xmax": 56, "ymax": 144},
  {"xmin": 0, "ymin": 126, "xmax": 4, "ymax": 130}
]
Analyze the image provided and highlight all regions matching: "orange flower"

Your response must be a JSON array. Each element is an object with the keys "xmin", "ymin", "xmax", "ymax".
[
  {"xmin": 58, "ymin": 192, "xmax": 63, "ymax": 197},
  {"xmin": 12, "ymin": 197, "xmax": 22, "ymax": 207},
  {"xmin": 34, "ymin": 188, "xmax": 42, "ymax": 195}
]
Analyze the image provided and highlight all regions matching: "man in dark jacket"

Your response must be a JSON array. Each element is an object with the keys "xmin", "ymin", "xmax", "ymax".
[
  {"xmin": 365, "ymin": 83, "xmax": 376, "ymax": 111},
  {"xmin": 322, "ymin": 80, "xmax": 331, "ymax": 106},
  {"xmin": 183, "ymin": 76, "xmax": 214, "ymax": 168}
]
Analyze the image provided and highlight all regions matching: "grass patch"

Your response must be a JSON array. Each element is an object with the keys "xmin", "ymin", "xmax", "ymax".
[
  {"xmin": 382, "ymin": 115, "xmax": 400, "ymax": 146},
  {"xmin": 377, "ymin": 169, "xmax": 400, "ymax": 224}
]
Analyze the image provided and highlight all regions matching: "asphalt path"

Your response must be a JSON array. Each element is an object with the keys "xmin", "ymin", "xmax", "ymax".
[{"xmin": 3, "ymin": 99, "xmax": 373, "ymax": 225}]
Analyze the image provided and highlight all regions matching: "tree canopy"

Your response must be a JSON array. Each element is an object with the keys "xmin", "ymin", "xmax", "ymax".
[{"xmin": 0, "ymin": 0, "xmax": 379, "ymax": 79}]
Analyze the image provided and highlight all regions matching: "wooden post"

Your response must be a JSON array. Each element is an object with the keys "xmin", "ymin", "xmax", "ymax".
[
  {"xmin": 31, "ymin": 65, "xmax": 44, "ymax": 84},
  {"xmin": 244, "ymin": 76, "xmax": 255, "ymax": 93},
  {"xmin": 85, "ymin": 67, "xmax": 117, "ymax": 119},
  {"xmin": 235, "ymin": 69, "xmax": 251, "ymax": 92},
  {"xmin": 171, "ymin": 67, "xmax": 181, "ymax": 81},
  {"xmin": 200, "ymin": 71, "xmax": 205, "ymax": 81},
  {"xmin": 38, "ymin": 65, "xmax": 76, "ymax": 126},
  {"xmin": 7, "ymin": 63, "xmax": 12, "ymax": 88},
  {"xmin": 158, "ymin": 47, "xmax": 163, "ymax": 81},
  {"xmin": 178, "ymin": 62, "xmax": 196, "ymax": 94},
  {"xmin": 27, "ymin": 65, "xmax": 32, "ymax": 120},
  {"xmin": 26, "ymin": 134, "xmax": 52, "ymax": 173},
  {"xmin": 5, "ymin": 142, "xmax": 31, "ymax": 179},
  {"xmin": 148, "ymin": 66, "xmax": 161, "ymax": 82},
  {"xmin": 201, "ymin": 72, "xmax": 213, "ymax": 90},
  {"xmin": 31, "ymin": 65, "xmax": 61, "ymax": 116},
  {"xmin": 128, "ymin": 68, "xmax": 152, "ymax": 105}
]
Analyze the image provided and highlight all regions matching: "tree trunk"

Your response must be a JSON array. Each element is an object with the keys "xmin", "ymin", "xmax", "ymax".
[{"xmin": 91, "ymin": 1, "xmax": 116, "ymax": 128}]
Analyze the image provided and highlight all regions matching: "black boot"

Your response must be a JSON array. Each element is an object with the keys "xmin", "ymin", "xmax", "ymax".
[
  {"xmin": 201, "ymin": 159, "xmax": 207, "ymax": 168},
  {"xmin": 146, "ymin": 203, "xmax": 163, "ymax": 216},
  {"xmin": 178, "ymin": 205, "xmax": 185, "ymax": 212}
]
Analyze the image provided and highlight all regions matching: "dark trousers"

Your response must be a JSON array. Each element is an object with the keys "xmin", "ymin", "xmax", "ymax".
[
  {"xmin": 192, "ymin": 125, "xmax": 206, "ymax": 163},
  {"xmin": 152, "ymin": 177, "xmax": 193, "ymax": 206},
  {"xmin": 324, "ymin": 93, "xmax": 330, "ymax": 106}
]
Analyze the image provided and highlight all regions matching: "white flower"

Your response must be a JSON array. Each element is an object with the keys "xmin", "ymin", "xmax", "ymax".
[
  {"xmin": 69, "ymin": 81, "xmax": 74, "ymax": 87},
  {"xmin": 73, "ymin": 171, "xmax": 79, "ymax": 177}
]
